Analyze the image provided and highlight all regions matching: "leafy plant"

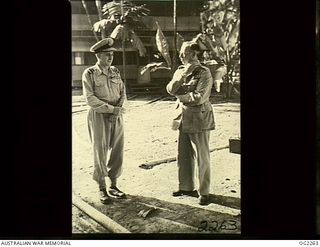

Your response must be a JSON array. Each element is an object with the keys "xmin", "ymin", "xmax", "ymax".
[
  {"xmin": 199, "ymin": 0, "xmax": 240, "ymax": 97},
  {"xmin": 141, "ymin": 0, "xmax": 240, "ymax": 98},
  {"xmin": 140, "ymin": 22, "xmax": 176, "ymax": 75},
  {"xmin": 92, "ymin": 0, "xmax": 150, "ymax": 56},
  {"xmin": 91, "ymin": 0, "xmax": 150, "ymax": 85}
]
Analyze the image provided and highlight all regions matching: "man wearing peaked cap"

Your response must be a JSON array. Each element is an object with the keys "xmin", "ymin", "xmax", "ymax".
[
  {"xmin": 82, "ymin": 37, "xmax": 127, "ymax": 204},
  {"xmin": 166, "ymin": 41, "xmax": 215, "ymax": 206}
]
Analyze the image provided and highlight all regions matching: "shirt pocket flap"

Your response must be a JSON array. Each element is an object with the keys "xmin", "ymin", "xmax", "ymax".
[{"xmin": 110, "ymin": 75, "xmax": 121, "ymax": 84}]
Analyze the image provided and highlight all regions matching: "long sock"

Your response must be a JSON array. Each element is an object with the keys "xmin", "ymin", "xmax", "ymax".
[
  {"xmin": 98, "ymin": 178, "xmax": 106, "ymax": 191},
  {"xmin": 109, "ymin": 178, "xmax": 117, "ymax": 188}
]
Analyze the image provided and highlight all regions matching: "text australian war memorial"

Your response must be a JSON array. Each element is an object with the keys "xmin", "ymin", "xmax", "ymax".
[{"xmin": 71, "ymin": 0, "xmax": 240, "ymax": 96}]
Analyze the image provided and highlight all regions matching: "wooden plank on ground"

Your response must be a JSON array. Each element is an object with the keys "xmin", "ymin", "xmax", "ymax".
[
  {"xmin": 73, "ymin": 194, "xmax": 131, "ymax": 233},
  {"xmin": 139, "ymin": 145, "xmax": 229, "ymax": 169}
]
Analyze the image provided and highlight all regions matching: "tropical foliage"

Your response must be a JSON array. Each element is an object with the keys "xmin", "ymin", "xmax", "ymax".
[
  {"xmin": 199, "ymin": 0, "xmax": 240, "ymax": 96},
  {"xmin": 142, "ymin": 0, "xmax": 240, "ymax": 98},
  {"xmin": 140, "ymin": 21, "xmax": 172, "ymax": 75},
  {"xmin": 92, "ymin": 0, "xmax": 150, "ymax": 56}
]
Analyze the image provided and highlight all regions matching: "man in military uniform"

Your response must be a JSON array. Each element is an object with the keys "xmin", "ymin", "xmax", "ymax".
[
  {"xmin": 82, "ymin": 37, "xmax": 126, "ymax": 204},
  {"xmin": 166, "ymin": 42, "xmax": 215, "ymax": 205}
]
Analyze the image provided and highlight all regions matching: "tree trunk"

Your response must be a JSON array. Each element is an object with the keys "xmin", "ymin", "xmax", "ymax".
[
  {"xmin": 225, "ymin": 49, "xmax": 232, "ymax": 99},
  {"xmin": 81, "ymin": 0, "xmax": 99, "ymax": 41},
  {"xmin": 172, "ymin": 0, "xmax": 178, "ymax": 73},
  {"xmin": 122, "ymin": 38, "xmax": 127, "ymax": 87},
  {"xmin": 95, "ymin": 0, "xmax": 106, "ymax": 39},
  {"xmin": 120, "ymin": 0, "xmax": 127, "ymax": 89}
]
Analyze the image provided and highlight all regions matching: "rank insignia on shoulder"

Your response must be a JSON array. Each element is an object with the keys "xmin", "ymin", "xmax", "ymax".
[{"xmin": 87, "ymin": 68, "xmax": 95, "ymax": 74}]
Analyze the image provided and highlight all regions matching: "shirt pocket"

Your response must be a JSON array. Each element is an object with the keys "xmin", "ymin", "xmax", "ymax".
[
  {"xmin": 109, "ymin": 75, "xmax": 122, "ymax": 85},
  {"xmin": 109, "ymin": 75, "xmax": 122, "ymax": 96},
  {"xmin": 94, "ymin": 77, "xmax": 106, "ymax": 96}
]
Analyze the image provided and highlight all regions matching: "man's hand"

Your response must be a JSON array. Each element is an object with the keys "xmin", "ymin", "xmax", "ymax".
[
  {"xmin": 171, "ymin": 64, "xmax": 197, "ymax": 82},
  {"xmin": 183, "ymin": 63, "xmax": 198, "ymax": 77},
  {"xmin": 120, "ymin": 107, "xmax": 126, "ymax": 114},
  {"xmin": 113, "ymin": 106, "xmax": 126, "ymax": 115}
]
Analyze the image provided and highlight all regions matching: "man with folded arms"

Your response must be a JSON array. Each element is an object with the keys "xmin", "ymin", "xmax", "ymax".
[{"xmin": 166, "ymin": 42, "xmax": 215, "ymax": 205}]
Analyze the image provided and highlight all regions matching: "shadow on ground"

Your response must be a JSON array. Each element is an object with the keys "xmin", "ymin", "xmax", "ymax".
[
  {"xmin": 81, "ymin": 193, "xmax": 241, "ymax": 234},
  {"xmin": 209, "ymin": 194, "xmax": 240, "ymax": 210}
]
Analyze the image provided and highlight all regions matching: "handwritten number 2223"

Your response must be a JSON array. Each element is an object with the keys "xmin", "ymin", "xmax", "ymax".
[{"xmin": 198, "ymin": 220, "xmax": 238, "ymax": 232}]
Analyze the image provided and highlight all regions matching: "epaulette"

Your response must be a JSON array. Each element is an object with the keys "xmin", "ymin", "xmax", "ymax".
[{"xmin": 86, "ymin": 66, "xmax": 96, "ymax": 75}]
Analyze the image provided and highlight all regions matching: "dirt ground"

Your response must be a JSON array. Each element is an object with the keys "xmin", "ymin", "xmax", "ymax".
[{"xmin": 72, "ymin": 93, "xmax": 241, "ymax": 234}]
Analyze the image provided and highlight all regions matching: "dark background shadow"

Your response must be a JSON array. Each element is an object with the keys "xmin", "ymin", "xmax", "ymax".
[
  {"xmin": 11, "ymin": 0, "xmax": 317, "ymax": 240},
  {"xmin": 73, "ymin": 193, "xmax": 241, "ymax": 238}
]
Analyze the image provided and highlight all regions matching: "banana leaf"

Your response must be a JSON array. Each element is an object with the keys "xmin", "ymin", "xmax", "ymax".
[{"xmin": 155, "ymin": 21, "xmax": 172, "ymax": 67}]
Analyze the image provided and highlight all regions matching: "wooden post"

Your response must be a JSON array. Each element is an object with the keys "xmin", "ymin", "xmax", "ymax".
[
  {"xmin": 81, "ymin": 0, "xmax": 99, "ymax": 42},
  {"xmin": 139, "ymin": 145, "xmax": 229, "ymax": 169},
  {"xmin": 95, "ymin": 0, "xmax": 106, "ymax": 39},
  {"xmin": 172, "ymin": 0, "xmax": 178, "ymax": 72},
  {"xmin": 73, "ymin": 195, "xmax": 131, "ymax": 233},
  {"xmin": 120, "ymin": 0, "xmax": 127, "ymax": 87}
]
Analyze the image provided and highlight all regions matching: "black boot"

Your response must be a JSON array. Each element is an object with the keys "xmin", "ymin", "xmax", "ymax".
[
  {"xmin": 108, "ymin": 186, "xmax": 126, "ymax": 199},
  {"xmin": 172, "ymin": 190, "xmax": 199, "ymax": 198},
  {"xmin": 99, "ymin": 189, "xmax": 111, "ymax": 204},
  {"xmin": 199, "ymin": 195, "xmax": 210, "ymax": 205}
]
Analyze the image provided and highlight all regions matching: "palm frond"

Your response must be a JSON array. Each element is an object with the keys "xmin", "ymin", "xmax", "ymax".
[
  {"xmin": 102, "ymin": 2, "xmax": 121, "ymax": 16},
  {"xmin": 102, "ymin": 1, "xmax": 150, "ymax": 24}
]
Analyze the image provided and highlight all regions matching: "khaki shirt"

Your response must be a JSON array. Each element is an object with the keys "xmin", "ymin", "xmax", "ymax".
[
  {"xmin": 82, "ymin": 63, "xmax": 126, "ymax": 114},
  {"xmin": 166, "ymin": 61, "xmax": 215, "ymax": 133},
  {"xmin": 167, "ymin": 62, "xmax": 213, "ymax": 106}
]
